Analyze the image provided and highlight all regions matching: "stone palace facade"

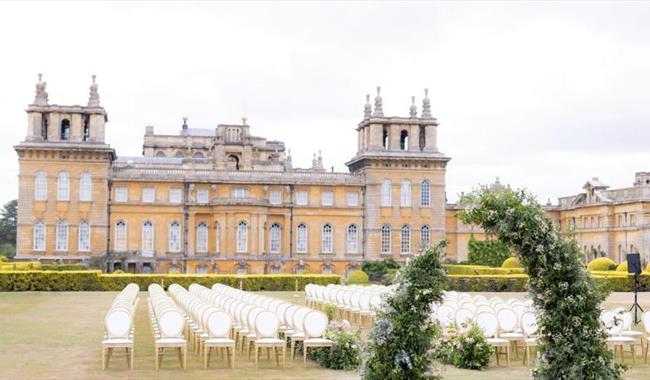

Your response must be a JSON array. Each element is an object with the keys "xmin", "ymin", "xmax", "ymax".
[{"xmin": 14, "ymin": 76, "xmax": 650, "ymax": 274}]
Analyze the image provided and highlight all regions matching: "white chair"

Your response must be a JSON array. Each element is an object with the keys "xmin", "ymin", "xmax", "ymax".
[
  {"xmin": 154, "ymin": 307, "xmax": 187, "ymax": 369},
  {"xmin": 603, "ymin": 310, "xmax": 636, "ymax": 363},
  {"xmin": 521, "ymin": 311, "xmax": 538, "ymax": 366},
  {"xmin": 476, "ymin": 312, "xmax": 510, "ymax": 367},
  {"xmin": 253, "ymin": 311, "xmax": 286, "ymax": 368},
  {"xmin": 497, "ymin": 308, "xmax": 524, "ymax": 358},
  {"xmin": 643, "ymin": 311, "xmax": 650, "ymax": 362},
  {"xmin": 102, "ymin": 309, "xmax": 134, "ymax": 370},
  {"xmin": 204, "ymin": 311, "xmax": 236, "ymax": 368},
  {"xmin": 302, "ymin": 311, "xmax": 333, "ymax": 367}
]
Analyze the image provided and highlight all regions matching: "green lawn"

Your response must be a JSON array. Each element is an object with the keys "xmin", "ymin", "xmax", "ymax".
[{"xmin": 0, "ymin": 291, "xmax": 649, "ymax": 379}]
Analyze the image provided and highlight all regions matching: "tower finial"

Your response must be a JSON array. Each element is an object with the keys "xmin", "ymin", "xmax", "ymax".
[
  {"xmin": 182, "ymin": 116, "xmax": 188, "ymax": 130},
  {"xmin": 409, "ymin": 96, "xmax": 417, "ymax": 118},
  {"xmin": 88, "ymin": 74, "xmax": 100, "ymax": 107},
  {"xmin": 363, "ymin": 94, "xmax": 372, "ymax": 119},
  {"xmin": 33, "ymin": 73, "xmax": 48, "ymax": 106},
  {"xmin": 241, "ymin": 116, "xmax": 247, "ymax": 125},
  {"xmin": 421, "ymin": 88, "xmax": 432, "ymax": 119},
  {"xmin": 372, "ymin": 86, "xmax": 384, "ymax": 117}
]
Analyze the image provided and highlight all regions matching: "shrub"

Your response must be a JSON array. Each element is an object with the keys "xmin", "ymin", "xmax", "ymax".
[
  {"xmin": 467, "ymin": 235, "xmax": 511, "ymax": 267},
  {"xmin": 347, "ymin": 270, "xmax": 369, "ymax": 285},
  {"xmin": 0, "ymin": 256, "xmax": 7, "ymax": 262},
  {"xmin": 501, "ymin": 257, "xmax": 522, "ymax": 268},
  {"xmin": 587, "ymin": 257, "xmax": 617, "ymax": 271},
  {"xmin": 444, "ymin": 264, "xmax": 525, "ymax": 275},
  {"xmin": 449, "ymin": 323, "xmax": 494, "ymax": 370},
  {"xmin": 112, "ymin": 269, "xmax": 125, "ymax": 274},
  {"xmin": 616, "ymin": 261, "xmax": 628, "ymax": 272},
  {"xmin": 361, "ymin": 258, "xmax": 400, "ymax": 283},
  {"xmin": 323, "ymin": 304, "xmax": 336, "ymax": 321},
  {"xmin": 308, "ymin": 322, "xmax": 362, "ymax": 370}
]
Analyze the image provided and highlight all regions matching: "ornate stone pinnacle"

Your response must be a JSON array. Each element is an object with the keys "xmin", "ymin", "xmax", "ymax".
[
  {"xmin": 421, "ymin": 88, "xmax": 432, "ymax": 119},
  {"xmin": 88, "ymin": 74, "xmax": 100, "ymax": 107},
  {"xmin": 182, "ymin": 116, "xmax": 188, "ymax": 130},
  {"xmin": 33, "ymin": 73, "xmax": 49, "ymax": 106},
  {"xmin": 409, "ymin": 96, "xmax": 417, "ymax": 118},
  {"xmin": 363, "ymin": 94, "xmax": 372, "ymax": 119},
  {"xmin": 372, "ymin": 86, "xmax": 384, "ymax": 117},
  {"xmin": 241, "ymin": 116, "xmax": 247, "ymax": 125}
]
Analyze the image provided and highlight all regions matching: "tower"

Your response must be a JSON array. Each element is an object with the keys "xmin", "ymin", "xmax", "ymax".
[
  {"xmin": 346, "ymin": 87, "xmax": 450, "ymax": 260},
  {"xmin": 14, "ymin": 74, "xmax": 115, "ymax": 262}
]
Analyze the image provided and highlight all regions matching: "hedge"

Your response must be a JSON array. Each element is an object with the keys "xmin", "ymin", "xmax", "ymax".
[
  {"xmin": 587, "ymin": 257, "xmax": 617, "ymax": 271},
  {"xmin": 0, "ymin": 271, "xmax": 340, "ymax": 291},
  {"xmin": 444, "ymin": 264, "xmax": 525, "ymax": 276}
]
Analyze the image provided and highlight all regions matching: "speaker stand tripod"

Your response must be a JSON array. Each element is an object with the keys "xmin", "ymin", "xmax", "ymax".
[{"xmin": 629, "ymin": 273, "xmax": 644, "ymax": 325}]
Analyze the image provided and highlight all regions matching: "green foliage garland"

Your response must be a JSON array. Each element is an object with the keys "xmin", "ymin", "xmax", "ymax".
[
  {"xmin": 467, "ymin": 235, "xmax": 511, "ymax": 267},
  {"xmin": 363, "ymin": 242, "xmax": 447, "ymax": 380},
  {"xmin": 459, "ymin": 188, "xmax": 624, "ymax": 380}
]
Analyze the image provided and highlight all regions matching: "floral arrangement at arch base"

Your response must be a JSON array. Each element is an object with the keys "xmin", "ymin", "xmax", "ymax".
[{"xmin": 459, "ymin": 188, "xmax": 625, "ymax": 380}]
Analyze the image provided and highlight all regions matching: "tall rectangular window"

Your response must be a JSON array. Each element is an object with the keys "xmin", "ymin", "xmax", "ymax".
[
  {"xmin": 215, "ymin": 223, "xmax": 221, "ymax": 253},
  {"xmin": 237, "ymin": 221, "xmax": 248, "ymax": 253},
  {"xmin": 115, "ymin": 221, "xmax": 127, "ymax": 251},
  {"xmin": 296, "ymin": 223, "xmax": 308, "ymax": 253},
  {"xmin": 33, "ymin": 221, "xmax": 45, "ymax": 251},
  {"xmin": 196, "ymin": 223, "xmax": 208, "ymax": 253},
  {"xmin": 57, "ymin": 172, "xmax": 70, "ymax": 201},
  {"xmin": 269, "ymin": 223, "xmax": 281, "ymax": 253},
  {"xmin": 296, "ymin": 191, "xmax": 308, "ymax": 206},
  {"xmin": 401, "ymin": 225, "xmax": 411, "ymax": 254},
  {"xmin": 34, "ymin": 172, "xmax": 47, "ymax": 201},
  {"xmin": 321, "ymin": 191, "xmax": 334, "ymax": 206},
  {"xmin": 196, "ymin": 189, "xmax": 209, "ymax": 204},
  {"xmin": 420, "ymin": 180, "xmax": 430, "ymax": 206},
  {"xmin": 270, "ymin": 190, "xmax": 282, "ymax": 205},
  {"xmin": 55, "ymin": 220, "xmax": 68, "ymax": 251},
  {"xmin": 79, "ymin": 173, "xmax": 92, "ymax": 202},
  {"xmin": 421, "ymin": 225, "xmax": 430, "ymax": 249},
  {"xmin": 381, "ymin": 179, "xmax": 391, "ymax": 207},
  {"xmin": 321, "ymin": 224, "xmax": 333, "ymax": 253},
  {"xmin": 400, "ymin": 180, "xmax": 411, "ymax": 207},
  {"xmin": 381, "ymin": 225, "xmax": 391, "ymax": 254},
  {"xmin": 347, "ymin": 224, "xmax": 358, "ymax": 253},
  {"xmin": 142, "ymin": 188, "xmax": 155, "ymax": 203},
  {"xmin": 142, "ymin": 220, "xmax": 154, "ymax": 256},
  {"xmin": 168, "ymin": 221, "xmax": 181, "ymax": 252},
  {"xmin": 169, "ymin": 188, "xmax": 182, "ymax": 203},
  {"xmin": 346, "ymin": 191, "xmax": 359, "ymax": 206},
  {"xmin": 78, "ymin": 221, "xmax": 90, "ymax": 252},
  {"xmin": 115, "ymin": 187, "xmax": 128, "ymax": 202}
]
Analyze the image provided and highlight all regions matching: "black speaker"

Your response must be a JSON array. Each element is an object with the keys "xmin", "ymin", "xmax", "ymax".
[{"xmin": 627, "ymin": 253, "xmax": 642, "ymax": 275}]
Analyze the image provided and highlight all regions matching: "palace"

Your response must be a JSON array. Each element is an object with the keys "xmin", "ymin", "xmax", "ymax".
[{"xmin": 14, "ymin": 76, "xmax": 650, "ymax": 275}]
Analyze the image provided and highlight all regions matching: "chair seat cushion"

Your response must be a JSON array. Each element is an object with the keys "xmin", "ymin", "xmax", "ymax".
[
  {"xmin": 607, "ymin": 337, "xmax": 636, "ymax": 344},
  {"xmin": 205, "ymin": 338, "xmax": 235, "ymax": 345},
  {"xmin": 621, "ymin": 331, "xmax": 643, "ymax": 338},
  {"xmin": 304, "ymin": 338, "xmax": 333, "ymax": 346},
  {"xmin": 501, "ymin": 332, "xmax": 524, "ymax": 339},
  {"xmin": 487, "ymin": 338, "xmax": 509, "ymax": 346},
  {"xmin": 291, "ymin": 333, "xmax": 305, "ymax": 340},
  {"xmin": 102, "ymin": 338, "xmax": 133, "ymax": 346},
  {"xmin": 525, "ymin": 338, "xmax": 537, "ymax": 345},
  {"xmin": 156, "ymin": 338, "xmax": 187, "ymax": 345},
  {"xmin": 256, "ymin": 338, "xmax": 285, "ymax": 345}
]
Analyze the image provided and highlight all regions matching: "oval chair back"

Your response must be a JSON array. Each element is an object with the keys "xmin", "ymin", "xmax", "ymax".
[
  {"xmin": 255, "ymin": 311, "xmax": 280, "ymax": 339},
  {"xmin": 303, "ymin": 311, "xmax": 328, "ymax": 339},
  {"xmin": 105, "ymin": 309, "xmax": 132, "ymax": 339},
  {"xmin": 158, "ymin": 309, "xmax": 184, "ymax": 338},
  {"xmin": 207, "ymin": 311, "xmax": 232, "ymax": 339}
]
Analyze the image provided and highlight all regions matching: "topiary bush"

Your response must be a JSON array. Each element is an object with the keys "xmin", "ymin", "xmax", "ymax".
[
  {"xmin": 467, "ymin": 235, "xmax": 511, "ymax": 267},
  {"xmin": 363, "ymin": 242, "xmax": 447, "ymax": 379},
  {"xmin": 460, "ymin": 188, "xmax": 624, "ymax": 379},
  {"xmin": 362, "ymin": 258, "xmax": 400, "ymax": 283},
  {"xmin": 449, "ymin": 323, "xmax": 494, "ymax": 370},
  {"xmin": 308, "ymin": 322, "xmax": 362, "ymax": 370},
  {"xmin": 616, "ymin": 261, "xmax": 628, "ymax": 272},
  {"xmin": 347, "ymin": 270, "xmax": 369, "ymax": 285},
  {"xmin": 501, "ymin": 257, "xmax": 523, "ymax": 268},
  {"xmin": 587, "ymin": 257, "xmax": 617, "ymax": 271}
]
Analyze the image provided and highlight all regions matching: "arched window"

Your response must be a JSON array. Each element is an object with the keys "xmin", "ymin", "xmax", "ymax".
[
  {"xmin": 381, "ymin": 179, "xmax": 391, "ymax": 207},
  {"xmin": 421, "ymin": 225, "xmax": 430, "ymax": 249},
  {"xmin": 57, "ymin": 172, "xmax": 70, "ymax": 201},
  {"xmin": 33, "ymin": 220, "xmax": 45, "ymax": 251},
  {"xmin": 228, "ymin": 155, "xmax": 240, "ymax": 170},
  {"xmin": 155, "ymin": 151, "xmax": 166, "ymax": 158},
  {"xmin": 34, "ymin": 172, "xmax": 47, "ymax": 201},
  {"xmin": 401, "ymin": 225, "xmax": 411, "ymax": 254},
  {"xmin": 196, "ymin": 222, "xmax": 208, "ymax": 253},
  {"xmin": 418, "ymin": 125, "xmax": 426, "ymax": 150},
  {"xmin": 381, "ymin": 225, "xmax": 391, "ymax": 254},
  {"xmin": 382, "ymin": 127, "xmax": 389, "ymax": 149},
  {"xmin": 142, "ymin": 220, "xmax": 154, "ymax": 255},
  {"xmin": 41, "ymin": 116, "xmax": 48, "ymax": 140},
  {"xmin": 296, "ymin": 223, "xmax": 308, "ymax": 253},
  {"xmin": 78, "ymin": 221, "xmax": 90, "ymax": 252},
  {"xmin": 193, "ymin": 151, "xmax": 204, "ymax": 159},
  {"xmin": 174, "ymin": 151, "xmax": 184, "ymax": 158},
  {"xmin": 420, "ymin": 180, "xmax": 430, "ymax": 206},
  {"xmin": 60, "ymin": 119, "xmax": 70, "ymax": 141},
  {"xmin": 400, "ymin": 179, "xmax": 411, "ymax": 207},
  {"xmin": 347, "ymin": 224, "xmax": 358, "ymax": 253},
  {"xmin": 321, "ymin": 223, "xmax": 333, "ymax": 253},
  {"xmin": 168, "ymin": 221, "xmax": 181, "ymax": 252},
  {"xmin": 79, "ymin": 173, "xmax": 92, "ymax": 202},
  {"xmin": 215, "ymin": 222, "xmax": 221, "ymax": 254},
  {"xmin": 237, "ymin": 221, "xmax": 248, "ymax": 253},
  {"xmin": 269, "ymin": 223, "xmax": 281, "ymax": 254},
  {"xmin": 115, "ymin": 221, "xmax": 127, "ymax": 251},
  {"xmin": 399, "ymin": 130, "xmax": 408, "ymax": 150},
  {"xmin": 83, "ymin": 116, "xmax": 90, "ymax": 141},
  {"xmin": 55, "ymin": 220, "xmax": 68, "ymax": 251}
]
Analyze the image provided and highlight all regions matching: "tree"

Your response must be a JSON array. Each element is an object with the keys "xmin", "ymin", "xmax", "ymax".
[
  {"xmin": 363, "ymin": 242, "xmax": 447, "ymax": 380},
  {"xmin": 459, "ymin": 188, "xmax": 623, "ymax": 380},
  {"xmin": 0, "ymin": 200, "xmax": 17, "ymax": 259}
]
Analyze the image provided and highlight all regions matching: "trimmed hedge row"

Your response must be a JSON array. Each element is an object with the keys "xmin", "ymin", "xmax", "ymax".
[
  {"xmin": 444, "ymin": 264, "xmax": 526, "ymax": 276},
  {"xmin": 0, "ymin": 271, "xmax": 340, "ymax": 291}
]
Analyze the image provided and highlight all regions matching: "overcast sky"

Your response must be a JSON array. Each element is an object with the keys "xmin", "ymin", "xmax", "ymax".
[{"xmin": 1, "ymin": 2, "xmax": 649, "ymax": 205}]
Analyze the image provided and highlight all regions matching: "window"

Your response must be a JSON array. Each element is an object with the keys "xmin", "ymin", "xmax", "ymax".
[
  {"xmin": 321, "ymin": 191, "xmax": 334, "ymax": 206},
  {"xmin": 34, "ymin": 172, "xmax": 47, "ymax": 200},
  {"xmin": 33, "ymin": 220, "xmax": 45, "ymax": 251},
  {"xmin": 401, "ymin": 225, "xmax": 411, "ymax": 254},
  {"xmin": 196, "ymin": 222, "xmax": 208, "ymax": 253},
  {"xmin": 215, "ymin": 222, "xmax": 221, "ymax": 253},
  {"xmin": 232, "ymin": 188, "xmax": 247, "ymax": 198},
  {"xmin": 270, "ymin": 190, "xmax": 282, "ymax": 205},
  {"xmin": 382, "ymin": 127, "xmax": 389, "ymax": 149},
  {"xmin": 168, "ymin": 221, "xmax": 181, "ymax": 252},
  {"xmin": 169, "ymin": 188, "xmax": 182, "ymax": 203},
  {"xmin": 399, "ymin": 130, "xmax": 408, "ymax": 150},
  {"xmin": 381, "ymin": 225, "xmax": 391, "ymax": 254},
  {"xmin": 421, "ymin": 225, "xmax": 430, "ymax": 249},
  {"xmin": 237, "ymin": 221, "xmax": 248, "ymax": 253},
  {"xmin": 142, "ymin": 220, "xmax": 154, "ymax": 256},
  {"xmin": 115, "ymin": 221, "xmax": 127, "ymax": 251},
  {"xmin": 381, "ymin": 179, "xmax": 391, "ymax": 206},
  {"xmin": 347, "ymin": 224, "xmax": 359, "ymax": 253},
  {"xmin": 115, "ymin": 187, "xmax": 128, "ymax": 202},
  {"xmin": 270, "ymin": 223, "xmax": 281, "ymax": 253},
  {"xmin": 142, "ymin": 188, "xmax": 155, "ymax": 203},
  {"xmin": 400, "ymin": 180, "xmax": 411, "ymax": 207},
  {"xmin": 193, "ymin": 151, "xmax": 204, "ymax": 159},
  {"xmin": 418, "ymin": 125, "xmax": 426, "ymax": 150},
  {"xmin": 41, "ymin": 116, "xmax": 48, "ymax": 140},
  {"xmin": 321, "ymin": 224, "xmax": 333, "ymax": 253},
  {"xmin": 296, "ymin": 191, "xmax": 308, "ymax": 206},
  {"xmin": 296, "ymin": 223, "xmax": 308, "ymax": 253},
  {"xmin": 78, "ymin": 221, "xmax": 90, "ymax": 252},
  {"xmin": 630, "ymin": 214, "xmax": 636, "ymax": 226},
  {"xmin": 346, "ymin": 191, "xmax": 359, "ymax": 206},
  {"xmin": 60, "ymin": 119, "xmax": 70, "ymax": 141},
  {"xmin": 57, "ymin": 172, "xmax": 70, "ymax": 201},
  {"xmin": 79, "ymin": 173, "xmax": 92, "ymax": 201},
  {"xmin": 55, "ymin": 220, "xmax": 68, "ymax": 251},
  {"xmin": 196, "ymin": 189, "xmax": 209, "ymax": 204},
  {"xmin": 155, "ymin": 151, "xmax": 166, "ymax": 158},
  {"xmin": 420, "ymin": 180, "xmax": 430, "ymax": 206}
]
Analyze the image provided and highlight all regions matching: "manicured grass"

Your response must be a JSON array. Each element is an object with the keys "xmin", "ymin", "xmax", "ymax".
[{"xmin": 0, "ymin": 291, "xmax": 649, "ymax": 379}]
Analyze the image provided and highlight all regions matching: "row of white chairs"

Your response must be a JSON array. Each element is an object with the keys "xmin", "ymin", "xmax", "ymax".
[
  {"xmin": 101, "ymin": 284, "xmax": 139, "ymax": 370},
  {"xmin": 148, "ymin": 284, "xmax": 187, "ymax": 369},
  {"xmin": 168, "ymin": 284, "xmax": 236, "ymax": 368},
  {"xmin": 201, "ymin": 283, "xmax": 333, "ymax": 366},
  {"xmin": 601, "ymin": 308, "xmax": 650, "ymax": 363},
  {"xmin": 306, "ymin": 283, "xmax": 392, "ymax": 325}
]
